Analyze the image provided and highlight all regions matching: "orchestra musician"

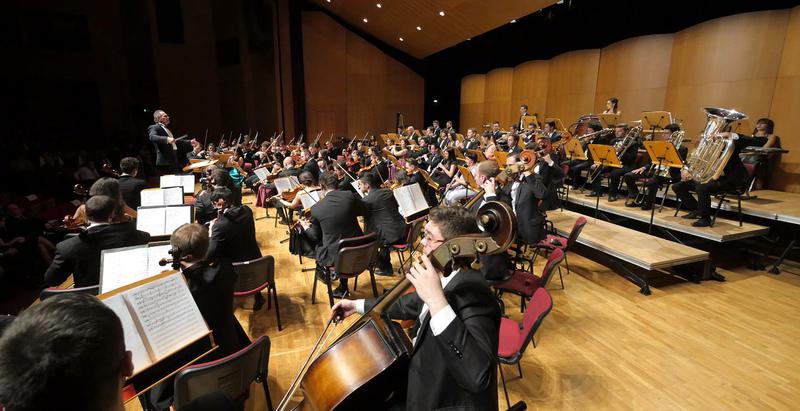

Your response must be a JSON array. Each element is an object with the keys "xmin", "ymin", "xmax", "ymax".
[
  {"xmin": 368, "ymin": 152, "xmax": 390, "ymax": 183},
  {"xmin": 542, "ymin": 120, "xmax": 562, "ymax": 143},
  {"xmin": 482, "ymin": 132, "xmax": 497, "ymax": 160},
  {"xmin": 506, "ymin": 133, "xmax": 521, "ymax": 155},
  {"xmin": 431, "ymin": 119, "xmax": 442, "ymax": 138},
  {"xmin": 444, "ymin": 152, "xmax": 479, "ymax": 205},
  {"xmin": 431, "ymin": 148, "xmax": 457, "ymax": 188},
  {"xmin": 148, "ymin": 109, "xmax": 196, "ymax": 174},
  {"xmin": 438, "ymin": 129, "xmax": 455, "ymax": 150},
  {"xmin": 186, "ymin": 139, "xmax": 204, "ymax": 161},
  {"xmin": 358, "ymin": 173, "xmax": 405, "ymax": 276},
  {"xmin": 624, "ymin": 123, "xmax": 687, "ymax": 210},
  {"xmin": 420, "ymin": 142, "xmax": 443, "ymax": 175},
  {"xmin": 45, "ymin": 195, "xmax": 150, "ymax": 287},
  {"xmin": 518, "ymin": 104, "xmax": 531, "ymax": 130},
  {"xmin": 603, "ymin": 97, "xmax": 621, "ymax": 116},
  {"xmin": 299, "ymin": 172, "xmax": 365, "ymax": 299},
  {"xmin": 334, "ymin": 159, "xmax": 357, "ymax": 192},
  {"xmin": 672, "ymin": 131, "xmax": 764, "ymax": 227},
  {"xmin": 491, "ymin": 121, "xmax": 503, "ymax": 141},
  {"xmin": 409, "ymin": 137, "xmax": 430, "ymax": 160},
  {"xmin": 588, "ymin": 124, "xmax": 640, "ymax": 202},
  {"xmin": 564, "ymin": 122, "xmax": 610, "ymax": 190},
  {"xmin": 405, "ymin": 160, "xmax": 438, "ymax": 207},
  {"xmin": 332, "ymin": 206, "xmax": 500, "ymax": 410},
  {"xmin": 117, "ymin": 157, "xmax": 147, "ymax": 209},
  {"xmin": 445, "ymin": 120, "xmax": 455, "ymax": 134},
  {"xmin": 460, "ymin": 128, "xmax": 481, "ymax": 150}
]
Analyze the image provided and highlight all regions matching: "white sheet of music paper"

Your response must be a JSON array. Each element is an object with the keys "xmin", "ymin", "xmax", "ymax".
[
  {"xmin": 124, "ymin": 273, "xmax": 209, "ymax": 360},
  {"xmin": 104, "ymin": 294, "xmax": 151, "ymax": 371}
]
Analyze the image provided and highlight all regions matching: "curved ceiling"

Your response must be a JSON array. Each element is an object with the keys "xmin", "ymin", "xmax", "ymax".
[{"xmin": 309, "ymin": 0, "xmax": 558, "ymax": 58}]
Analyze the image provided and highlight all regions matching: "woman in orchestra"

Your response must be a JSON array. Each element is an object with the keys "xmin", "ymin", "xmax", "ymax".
[
  {"xmin": 742, "ymin": 117, "xmax": 779, "ymax": 188},
  {"xmin": 68, "ymin": 177, "xmax": 136, "ymax": 227},
  {"xmin": 275, "ymin": 171, "xmax": 320, "ymax": 211},
  {"xmin": 444, "ymin": 152, "xmax": 479, "ymax": 205},
  {"xmin": 432, "ymin": 148, "xmax": 458, "ymax": 188},
  {"xmin": 603, "ymin": 97, "xmax": 621, "ymax": 116},
  {"xmin": 391, "ymin": 139, "xmax": 409, "ymax": 159}
]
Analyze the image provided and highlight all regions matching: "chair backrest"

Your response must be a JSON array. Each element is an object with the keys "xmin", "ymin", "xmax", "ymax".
[
  {"xmin": 405, "ymin": 217, "xmax": 426, "ymax": 247},
  {"xmin": 232, "ymin": 255, "xmax": 274, "ymax": 296},
  {"xmin": 335, "ymin": 232, "xmax": 379, "ymax": 275},
  {"xmin": 39, "ymin": 285, "xmax": 99, "ymax": 301},
  {"xmin": 174, "ymin": 335, "xmax": 271, "ymax": 410},
  {"xmin": 538, "ymin": 248, "xmax": 565, "ymax": 288},
  {"xmin": 565, "ymin": 217, "xmax": 587, "ymax": 250},
  {"xmin": 517, "ymin": 287, "xmax": 553, "ymax": 357}
]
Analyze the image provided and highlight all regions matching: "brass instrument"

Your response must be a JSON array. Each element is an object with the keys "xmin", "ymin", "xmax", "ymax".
[
  {"xmin": 683, "ymin": 107, "xmax": 747, "ymax": 184},
  {"xmin": 577, "ymin": 128, "xmax": 613, "ymax": 143},
  {"xmin": 653, "ymin": 130, "xmax": 685, "ymax": 178},
  {"xmin": 586, "ymin": 127, "xmax": 640, "ymax": 184}
]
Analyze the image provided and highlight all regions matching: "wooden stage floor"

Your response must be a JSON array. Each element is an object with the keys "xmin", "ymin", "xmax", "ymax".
[{"xmin": 126, "ymin": 191, "xmax": 800, "ymax": 410}]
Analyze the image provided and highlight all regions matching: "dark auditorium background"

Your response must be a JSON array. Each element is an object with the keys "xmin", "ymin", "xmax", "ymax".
[{"xmin": 1, "ymin": 0, "xmax": 798, "ymax": 193}]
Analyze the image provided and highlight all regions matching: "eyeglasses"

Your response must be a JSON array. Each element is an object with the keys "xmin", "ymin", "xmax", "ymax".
[{"xmin": 421, "ymin": 230, "xmax": 444, "ymax": 245}]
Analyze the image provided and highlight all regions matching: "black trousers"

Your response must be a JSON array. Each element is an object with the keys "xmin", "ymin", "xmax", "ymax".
[
  {"xmin": 375, "ymin": 242, "xmax": 393, "ymax": 273},
  {"xmin": 563, "ymin": 159, "xmax": 591, "ymax": 187},
  {"xmin": 624, "ymin": 172, "xmax": 670, "ymax": 205},
  {"xmin": 592, "ymin": 166, "xmax": 632, "ymax": 196},
  {"xmin": 672, "ymin": 178, "xmax": 737, "ymax": 218}
]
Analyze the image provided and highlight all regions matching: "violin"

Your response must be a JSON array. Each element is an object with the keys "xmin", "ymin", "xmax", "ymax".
[
  {"xmin": 276, "ymin": 201, "xmax": 517, "ymax": 410},
  {"xmin": 357, "ymin": 163, "xmax": 375, "ymax": 174},
  {"xmin": 102, "ymin": 163, "xmax": 120, "ymax": 178}
]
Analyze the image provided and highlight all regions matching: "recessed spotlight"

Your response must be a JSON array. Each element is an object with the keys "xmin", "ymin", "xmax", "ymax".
[
  {"xmin": 399, "ymin": 37, "xmax": 404, "ymax": 42},
  {"xmin": 433, "ymin": 99, "xmax": 439, "ymax": 103},
  {"xmin": 510, "ymin": 19, "xmax": 517, "ymax": 23},
  {"xmin": 362, "ymin": 18, "xmax": 368, "ymax": 23},
  {"xmin": 466, "ymin": 38, "xmax": 471, "ymax": 41},
  {"xmin": 326, "ymin": 0, "xmax": 331, "ymax": 3},
  {"xmin": 376, "ymin": 3, "xmax": 382, "ymax": 8},
  {"xmin": 439, "ymin": 11, "xmax": 445, "ymax": 17},
  {"xmin": 416, "ymin": 26, "xmax": 422, "ymax": 31}
]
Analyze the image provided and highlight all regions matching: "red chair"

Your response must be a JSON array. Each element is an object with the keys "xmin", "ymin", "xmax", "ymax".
[
  {"xmin": 39, "ymin": 285, "xmax": 99, "ymax": 301},
  {"xmin": 494, "ymin": 248, "xmax": 564, "ymax": 313},
  {"xmin": 233, "ymin": 256, "xmax": 282, "ymax": 331},
  {"xmin": 173, "ymin": 336, "xmax": 274, "ymax": 411},
  {"xmin": 312, "ymin": 233, "xmax": 380, "ymax": 307},
  {"xmin": 391, "ymin": 217, "xmax": 426, "ymax": 275},
  {"xmin": 497, "ymin": 287, "xmax": 554, "ymax": 409},
  {"xmin": 531, "ymin": 216, "xmax": 587, "ymax": 289}
]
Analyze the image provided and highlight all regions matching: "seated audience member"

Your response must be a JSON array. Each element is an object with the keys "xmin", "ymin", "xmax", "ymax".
[
  {"xmin": 0, "ymin": 293, "xmax": 134, "ymax": 411},
  {"xmin": 44, "ymin": 195, "xmax": 151, "ymax": 287},
  {"xmin": 118, "ymin": 157, "xmax": 148, "ymax": 208}
]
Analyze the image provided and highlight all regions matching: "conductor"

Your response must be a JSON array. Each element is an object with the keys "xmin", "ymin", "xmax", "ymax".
[{"xmin": 148, "ymin": 109, "xmax": 195, "ymax": 173}]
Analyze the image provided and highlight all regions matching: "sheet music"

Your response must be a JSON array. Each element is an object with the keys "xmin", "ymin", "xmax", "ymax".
[
  {"xmin": 351, "ymin": 181, "xmax": 366, "ymax": 198},
  {"xmin": 100, "ymin": 244, "xmax": 173, "ymax": 293},
  {"xmin": 164, "ymin": 206, "xmax": 191, "ymax": 235},
  {"xmin": 146, "ymin": 244, "xmax": 172, "ymax": 279},
  {"xmin": 104, "ymin": 295, "xmax": 151, "ymax": 371},
  {"xmin": 299, "ymin": 190, "xmax": 320, "ymax": 210},
  {"xmin": 253, "ymin": 167, "xmax": 269, "ymax": 182},
  {"xmin": 393, "ymin": 183, "xmax": 428, "ymax": 218},
  {"xmin": 160, "ymin": 175, "xmax": 195, "ymax": 195},
  {"xmin": 125, "ymin": 273, "xmax": 209, "ymax": 360},
  {"xmin": 136, "ymin": 207, "xmax": 166, "ymax": 236},
  {"xmin": 274, "ymin": 176, "xmax": 296, "ymax": 193},
  {"xmin": 141, "ymin": 187, "xmax": 184, "ymax": 207}
]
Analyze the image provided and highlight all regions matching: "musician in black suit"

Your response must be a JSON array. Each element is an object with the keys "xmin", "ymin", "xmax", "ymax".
[
  {"xmin": 299, "ymin": 172, "xmax": 365, "ymax": 298},
  {"xmin": 205, "ymin": 187, "xmax": 261, "ymax": 265},
  {"xmin": 484, "ymin": 155, "xmax": 549, "ymax": 245},
  {"xmin": 332, "ymin": 206, "xmax": 500, "ymax": 410},
  {"xmin": 431, "ymin": 120, "xmax": 441, "ymax": 139},
  {"xmin": 148, "ymin": 110, "xmax": 195, "ymax": 174},
  {"xmin": 44, "ymin": 195, "xmax": 151, "ymax": 287},
  {"xmin": 118, "ymin": 157, "xmax": 147, "ymax": 208},
  {"xmin": 518, "ymin": 104, "xmax": 531, "ymax": 130},
  {"xmin": 421, "ymin": 143, "xmax": 443, "ymax": 175},
  {"xmin": 624, "ymin": 123, "xmax": 687, "ymax": 210},
  {"xmin": 589, "ymin": 124, "xmax": 640, "ymax": 202},
  {"xmin": 506, "ymin": 134, "xmax": 522, "ymax": 155},
  {"xmin": 543, "ymin": 120, "xmax": 562, "ymax": 143},
  {"xmin": 359, "ymin": 173, "xmax": 405, "ymax": 275},
  {"xmin": 672, "ymin": 131, "xmax": 761, "ymax": 227},
  {"xmin": 405, "ymin": 161, "xmax": 438, "ymax": 207},
  {"xmin": 333, "ymin": 160, "xmax": 356, "ymax": 192},
  {"xmin": 368, "ymin": 153, "xmax": 390, "ymax": 184},
  {"xmin": 461, "ymin": 128, "xmax": 481, "ymax": 150}
]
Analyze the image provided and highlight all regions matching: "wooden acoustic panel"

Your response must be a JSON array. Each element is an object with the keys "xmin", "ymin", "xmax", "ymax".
[
  {"xmin": 545, "ymin": 49, "xmax": 601, "ymax": 126},
  {"xmin": 483, "ymin": 68, "xmax": 514, "ymax": 130},
  {"xmin": 460, "ymin": 74, "xmax": 486, "ymax": 132},
  {"xmin": 510, "ymin": 60, "xmax": 550, "ymax": 126}
]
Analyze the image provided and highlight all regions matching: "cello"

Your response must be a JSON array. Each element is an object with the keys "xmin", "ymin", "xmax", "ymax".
[{"xmin": 277, "ymin": 201, "xmax": 517, "ymax": 410}]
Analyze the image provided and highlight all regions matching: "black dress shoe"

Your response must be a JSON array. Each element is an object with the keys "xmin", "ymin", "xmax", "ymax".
[
  {"xmin": 608, "ymin": 195, "xmax": 618, "ymax": 202},
  {"xmin": 316, "ymin": 269, "xmax": 332, "ymax": 284},
  {"xmin": 253, "ymin": 293, "xmax": 265, "ymax": 311},
  {"xmin": 330, "ymin": 287, "xmax": 349, "ymax": 299},
  {"xmin": 625, "ymin": 200, "xmax": 638, "ymax": 207},
  {"xmin": 681, "ymin": 211, "xmax": 700, "ymax": 219},
  {"xmin": 586, "ymin": 192, "xmax": 601, "ymax": 197},
  {"xmin": 640, "ymin": 202, "xmax": 653, "ymax": 211},
  {"xmin": 692, "ymin": 217, "xmax": 712, "ymax": 227}
]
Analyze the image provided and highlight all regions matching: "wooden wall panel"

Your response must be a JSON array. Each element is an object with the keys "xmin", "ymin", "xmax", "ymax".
[
  {"xmin": 510, "ymin": 60, "xmax": 550, "ymax": 125},
  {"xmin": 483, "ymin": 68, "xmax": 514, "ymax": 129},
  {"xmin": 302, "ymin": 11, "xmax": 423, "ymax": 140},
  {"xmin": 769, "ymin": 6, "xmax": 800, "ymax": 192},
  {"xmin": 460, "ymin": 74, "xmax": 486, "ymax": 131},
  {"xmin": 595, "ymin": 35, "xmax": 673, "ymax": 125},
  {"xmin": 546, "ymin": 49, "xmax": 600, "ymax": 125},
  {"xmin": 664, "ymin": 10, "xmax": 789, "ymax": 143},
  {"xmin": 302, "ymin": 12, "xmax": 348, "ymax": 138}
]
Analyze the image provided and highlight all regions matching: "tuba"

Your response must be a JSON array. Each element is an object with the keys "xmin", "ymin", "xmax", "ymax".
[{"xmin": 684, "ymin": 107, "xmax": 747, "ymax": 184}]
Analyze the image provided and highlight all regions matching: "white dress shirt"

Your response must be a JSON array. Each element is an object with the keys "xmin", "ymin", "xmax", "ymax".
[{"xmin": 161, "ymin": 123, "xmax": 177, "ymax": 150}]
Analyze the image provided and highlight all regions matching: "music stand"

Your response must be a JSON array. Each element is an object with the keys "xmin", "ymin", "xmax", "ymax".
[
  {"xmin": 729, "ymin": 118, "xmax": 752, "ymax": 135},
  {"xmin": 457, "ymin": 165, "xmax": 480, "ymax": 193},
  {"xmin": 454, "ymin": 147, "xmax": 466, "ymax": 161},
  {"xmin": 522, "ymin": 115, "xmax": 537, "ymax": 130},
  {"xmin": 495, "ymin": 151, "xmax": 508, "ymax": 169},
  {"xmin": 599, "ymin": 113, "xmax": 620, "ymax": 129},
  {"xmin": 643, "ymin": 140, "xmax": 683, "ymax": 233},
  {"xmin": 587, "ymin": 144, "xmax": 621, "ymax": 217},
  {"xmin": 641, "ymin": 111, "xmax": 672, "ymax": 138},
  {"xmin": 562, "ymin": 138, "xmax": 587, "ymax": 205},
  {"xmin": 545, "ymin": 118, "xmax": 567, "ymax": 133},
  {"xmin": 467, "ymin": 149, "xmax": 487, "ymax": 162}
]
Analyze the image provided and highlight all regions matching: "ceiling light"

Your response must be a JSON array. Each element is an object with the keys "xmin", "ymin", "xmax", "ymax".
[
  {"xmin": 433, "ymin": 99, "xmax": 439, "ymax": 103},
  {"xmin": 326, "ymin": 0, "xmax": 331, "ymax": 3},
  {"xmin": 399, "ymin": 37, "xmax": 404, "ymax": 42},
  {"xmin": 510, "ymin": 19, "xmax": 517, "ymax": 23},
  {"xmin": 416, "ymin": 26, "xmax": 422, "ymax": 31},
  {"xmin": 362, "ymin": 18, "xmax": 368, "ymax": 23},
  {"xmin": 439, "ymin": 11, "xmax": 445, "ymax": 17},
  {"xmin": 376, "ymin": 3, "xmax": 381, "ymax": 8}
]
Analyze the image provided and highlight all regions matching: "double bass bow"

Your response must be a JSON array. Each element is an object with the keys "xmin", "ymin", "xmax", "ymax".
[{"xmin": 276, "ymin": 201, "xmax": 517, "ymax": 411}]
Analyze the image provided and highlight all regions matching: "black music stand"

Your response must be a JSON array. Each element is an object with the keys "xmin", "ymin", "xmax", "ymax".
[
  {"xmin": 643, "ymin": 140, "xmax": 683, "ymax": 234},
  {"xmin": 562, "ymin": 138, "xmax": 587, "ymax": 207},
  {"xmin": 587, "ymin": 144, "xmax": 621, "ymax": 218}
]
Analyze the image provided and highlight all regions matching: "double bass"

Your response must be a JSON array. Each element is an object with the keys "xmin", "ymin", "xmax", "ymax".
[{"xmin": 277, "ymin": 201, "xmax": 517, "ymax": 410}]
